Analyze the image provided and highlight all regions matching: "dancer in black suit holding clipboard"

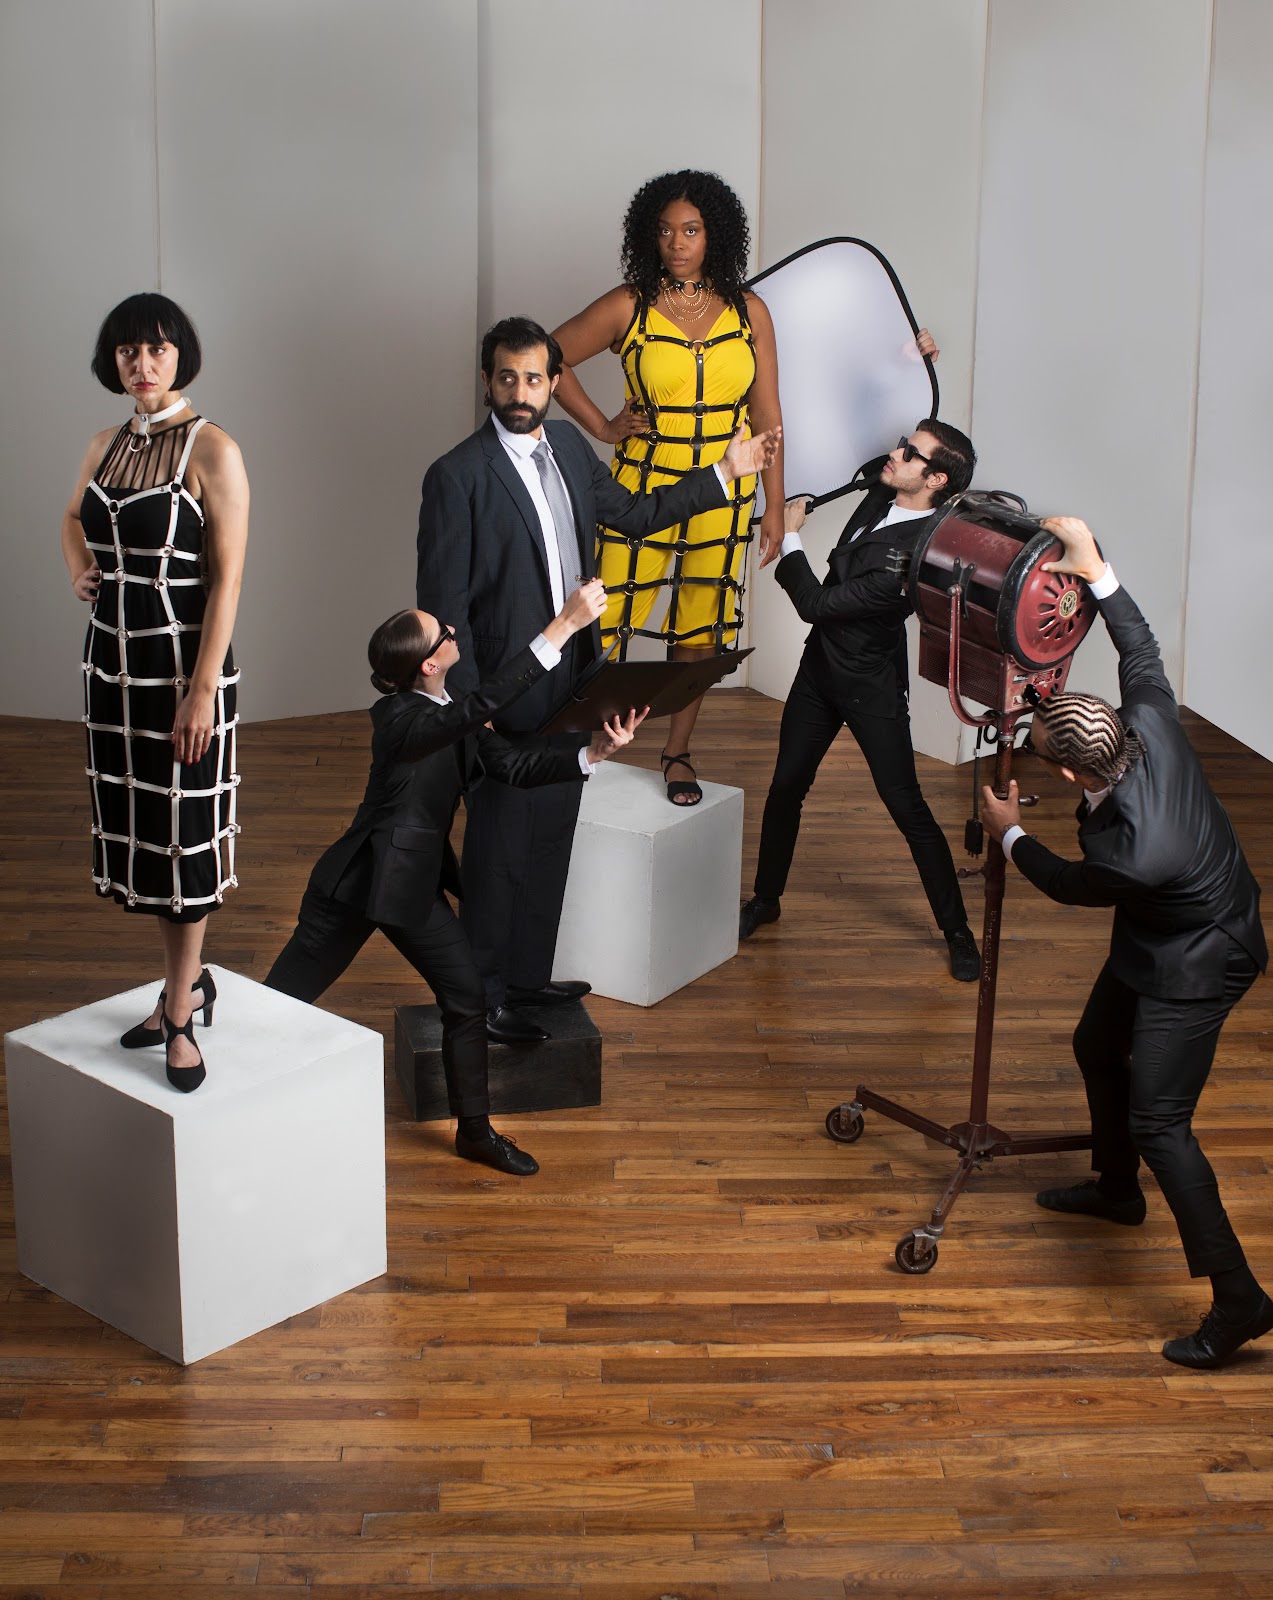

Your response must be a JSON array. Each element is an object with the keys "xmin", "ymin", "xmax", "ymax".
[{"xmin": 266, "ymin": 579, "xmax": 643, "ymax": 1176}]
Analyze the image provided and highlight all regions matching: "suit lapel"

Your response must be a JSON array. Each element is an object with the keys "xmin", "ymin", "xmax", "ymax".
[{"xmin": 480, "ymin": 420, "xmax": 554, "ymax": 588}]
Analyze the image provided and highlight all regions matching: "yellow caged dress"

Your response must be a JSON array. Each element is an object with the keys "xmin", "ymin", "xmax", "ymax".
[{"xmin": 598, "ymin": 298, "xmax": 757, "ymax": 650}]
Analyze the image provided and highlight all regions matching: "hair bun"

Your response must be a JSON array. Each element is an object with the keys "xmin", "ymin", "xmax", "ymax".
[{"xmin": 369, "ymin": 671, "xmax": 398, "ymax": 695}]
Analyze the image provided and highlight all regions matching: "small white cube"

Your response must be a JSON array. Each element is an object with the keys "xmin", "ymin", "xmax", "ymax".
[
  {"xmin": 4, "ymin": 967, "xmax": 386, "ymax": 1364},
  {"xmin": 553, "ymin": 762, "xmax": 743, "ymax": 1006}
]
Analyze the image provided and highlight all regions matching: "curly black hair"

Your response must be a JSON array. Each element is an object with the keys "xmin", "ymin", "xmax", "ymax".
[{"xmin": 620, "ymin": 170, "xmax": 752, "ymax": 308}]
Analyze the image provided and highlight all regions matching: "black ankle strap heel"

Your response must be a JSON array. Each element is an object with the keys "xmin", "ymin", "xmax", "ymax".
[
  {"xmin": 121, "ymin": 968, "xmax": 216, "ymax": 1050},
  {"xmin": 162, "ymin": 1009, "xmax": 207, "ymax": 1094}
]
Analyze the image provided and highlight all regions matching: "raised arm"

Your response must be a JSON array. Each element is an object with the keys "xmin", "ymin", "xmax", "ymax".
[
  {"xmin": 1040, "ymin": 516, "xmax": 1175, "ymax": 717},
  {"xmin": 175, "ymin": 426, "xmax": 249, "ymax": 765},
  {"xmin": 771, "ymin": 494, "xmax": 912, "ymax": 625},
  {"xmin": 551, "ymin": 288, "xmax": 651, "ymax": 447}
]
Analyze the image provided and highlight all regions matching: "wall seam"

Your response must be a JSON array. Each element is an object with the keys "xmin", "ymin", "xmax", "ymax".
[
  {"xmin": 150, "ymin": 0, "xmax": 162, "ymax": 288},
  {"xmin": 1179, "ymin": 0, "xmax": 1217, "ymax": 709},
  {"xmin": 965, "ymin": 0, "xmax": 992, "ymax": 438}
]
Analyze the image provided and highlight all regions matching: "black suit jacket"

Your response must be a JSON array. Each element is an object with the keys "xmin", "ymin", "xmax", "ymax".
[
  {"xmin": 416, "ymin": 417, "xmax": 729, "ymax": 734},
  {"xmin": 775, "ymin": 484, "xmax": 934, "ymax": 717},
  {"xmin": 308, "ymin": 648, "xmax": 584, "ymax": 928},
  {"xmin": 1013, "ymin": 585, "xmax": 1267, "ymax": 999}
]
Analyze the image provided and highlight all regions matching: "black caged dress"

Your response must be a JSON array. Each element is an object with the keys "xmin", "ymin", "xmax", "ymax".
[{"xmin": 80, "ymin": 413, "xmax": 240, "ymax": 922}]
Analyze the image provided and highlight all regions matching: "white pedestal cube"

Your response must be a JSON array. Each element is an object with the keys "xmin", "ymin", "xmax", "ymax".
[
  {"xmin": 553, "ymin": 761, "xmax": 744, "ymax": 1006},
  {"xmin": 4, "ymin": 967, "xmax": 386, "ymax": 1364}
]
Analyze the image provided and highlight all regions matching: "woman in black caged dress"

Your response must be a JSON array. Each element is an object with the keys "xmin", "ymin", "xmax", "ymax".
[{"xmin": 60, "ymin": 294, "xmax": 249, "ymax": 1092}]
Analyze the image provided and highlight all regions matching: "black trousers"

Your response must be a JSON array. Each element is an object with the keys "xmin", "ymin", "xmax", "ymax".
[
  {"xmin": 753, "ymin": 658, "xmax": 966, "ymax": 933},
  {"xmin": 265, "ymin": 883, "xmax": 489, "ymax": 1119},
  {"xmin": 1075, "ymin": 940, "xmax": 1259, "ymax": 1277},
  {"xmin": 461, "ymin": 770, "xmax": 584, "ymax": 1009}
]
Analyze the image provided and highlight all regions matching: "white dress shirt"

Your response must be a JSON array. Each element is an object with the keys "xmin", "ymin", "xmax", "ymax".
[{"xmin": 780, "ymin": 499, "xmax": 931, "ymax": 561}]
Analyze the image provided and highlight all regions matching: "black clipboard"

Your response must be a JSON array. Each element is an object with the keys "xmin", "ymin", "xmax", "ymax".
[{"xmin": 539, "ymin": 648, "xmax": 754, "ymax": 734}]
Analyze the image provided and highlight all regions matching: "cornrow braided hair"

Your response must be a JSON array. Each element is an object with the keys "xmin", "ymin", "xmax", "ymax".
[{"xmin": 1034, "ymin": 693, "xmax": 1145, "ymax": 786}]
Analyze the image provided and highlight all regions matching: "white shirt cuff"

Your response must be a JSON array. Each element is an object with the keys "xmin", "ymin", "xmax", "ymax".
[
  {"xmin": 529, "ymin": 633, "xmax": 562, "ymax": 670},
  {"xmin": 578, "ymin": 747, "xmax": 596, "ymax": 777},
  {"xmin": 1088, "ymin": 562, "xmax": 1120, "ymax": 599},
  {"xmin": 712, "ymin": 462, "xmax": 730, "ymax": 494},
  {"xmin": 1001, "ymin": 824, "xmax": 1026, "ymax": 863},
  {"xmin": 780, "ymin": 531, "xmax": 804, "ymax": 559}
]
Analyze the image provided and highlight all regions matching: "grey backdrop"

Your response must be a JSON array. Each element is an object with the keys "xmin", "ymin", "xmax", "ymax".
[{"xmin": 2, "ymin": 0, "xmax": 1269, "ymax": 760}]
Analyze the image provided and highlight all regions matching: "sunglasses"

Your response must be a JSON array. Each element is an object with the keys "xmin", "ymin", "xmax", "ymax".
[
  {"xmin": 896, "ymin": 436, "xmax": 933, "ymax": 465},
  {"xmin": 421, "ymin": 622, "xmax": 456, "ymax": 662}
]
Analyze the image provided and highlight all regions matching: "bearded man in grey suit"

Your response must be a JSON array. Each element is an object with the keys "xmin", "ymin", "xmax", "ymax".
[{"xmin": 416, "ymin": 315, "xmax": 779, "ymax": 1043}]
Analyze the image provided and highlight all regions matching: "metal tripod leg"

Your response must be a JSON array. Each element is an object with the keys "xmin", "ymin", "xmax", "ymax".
[{"xmin": 825, "ymin": 731, "xmax": 1092, "ymax": 1273}]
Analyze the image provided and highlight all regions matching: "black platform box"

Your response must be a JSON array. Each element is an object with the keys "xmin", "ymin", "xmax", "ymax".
[{"xmin": 393, "ymin": 1003, "xmax": 603, "ymax": 1122}]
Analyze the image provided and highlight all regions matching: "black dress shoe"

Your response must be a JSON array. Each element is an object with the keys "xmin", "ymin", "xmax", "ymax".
[
  {"xmin": 505, "ymin": 980, "xmax": 591, "ymax": 1007},
  {"xmin": 945, "ymin": 925, "xmax": 981, "ymax": 982},
  {"xmin": 1035, "ymin": 1178, "xmax": 1146, "ymax": 1226},
  {"xmin": 1162, "ymin": 1294, "xmax": 1273, "ymax": 1369},
  {"xmin": 485, "ymin": 1004, "xmax": 549, "ymax": 1044},
  {"xmin": 454, "ymin": 1127, "xmax": 540, "ymax": 1176},
  {"xmin": 739, "ymin": 896, "xmax": 781, "ymax": 940}
]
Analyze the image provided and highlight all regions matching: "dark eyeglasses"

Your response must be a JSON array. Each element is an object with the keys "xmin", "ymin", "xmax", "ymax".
[
  {"xmin": 896, "ymin": 436, "xmax": 932, "ymax": 465},
  {"xmin": 421, "ymin": 622, "xmax": 456, "ymax": 662}
]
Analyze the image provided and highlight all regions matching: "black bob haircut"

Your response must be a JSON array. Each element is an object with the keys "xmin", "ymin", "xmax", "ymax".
[
  {"xmin": 480, "ymin": 316, "xmax": 563, "ymax": 381},
  {"xmin": 91, "ymin": 293, "xmax": 203, "ymax": 394}
]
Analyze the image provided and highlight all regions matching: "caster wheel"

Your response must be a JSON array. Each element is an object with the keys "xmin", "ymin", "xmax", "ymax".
[
  {"xmin": 825, "ymin": 1103, "xmax": 864, "ymax": 1143},
  {"xmin": 895, "ymin": 1232, "xmax": 938, "ymax": 1274}
]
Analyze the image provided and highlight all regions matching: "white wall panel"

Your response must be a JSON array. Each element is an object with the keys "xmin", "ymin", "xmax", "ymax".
[
  {"xmin": 479, "ymin": 0, "xmax": 761, "ymax": 426},
  {"xmin": 0, "ymin": 0, "xmax": 158, "ymax": 720},
  {"xmin": 754, "ymin": 0, "xmax": 988, "ymax": 762},
  {"xmin": 477, "ymin": 0, "xmax": 761, "ymax": 665},
  {"xmin": 1186, "ymin": 0, "xmax": 1273, "ymax": 759},
  {"xmin": 155, "ymin": 0, "xmax": 478, "ymax": 721},
  {"xmin": 972, "ymin": 0, "xmax": 1213, "ymax": 707}
]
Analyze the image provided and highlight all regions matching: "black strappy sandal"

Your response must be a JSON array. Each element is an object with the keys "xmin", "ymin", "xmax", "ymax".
[
  {"xmin": 660, "ymin": 750, "xmax": 703, "ymax": 807},
  {"xmin": 121, "ymin": 967, "xmax": 217, "ymax": 1050}
]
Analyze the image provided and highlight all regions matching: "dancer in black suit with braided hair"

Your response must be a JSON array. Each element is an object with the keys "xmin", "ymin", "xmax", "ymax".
[{"xmin": 982, "ymin": 516, "xmax": 1270, "ymax": 1370}]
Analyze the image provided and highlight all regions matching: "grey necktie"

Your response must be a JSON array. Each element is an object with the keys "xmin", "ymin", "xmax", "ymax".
[{"xmin": 532, "ymin": 440, "xmax": 578, "ymax": 602}]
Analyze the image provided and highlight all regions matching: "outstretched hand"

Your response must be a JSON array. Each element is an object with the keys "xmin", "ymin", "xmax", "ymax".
[
  {"xmin": 1040, "ymin": 516, "xmax": 1105, "ymax": 584},
  {"xmin": 587, "ymin": 706, "xmax": 648, "ymax": 764},
  {"xmin": 722, "ymin": 423, "xmax": 782, "ymax": 483}
]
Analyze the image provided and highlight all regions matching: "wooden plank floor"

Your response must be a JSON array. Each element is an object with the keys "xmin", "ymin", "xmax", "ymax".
[{"xmin": 1, "ymin": 688, "xmax": 1271, "ymax": 1599}]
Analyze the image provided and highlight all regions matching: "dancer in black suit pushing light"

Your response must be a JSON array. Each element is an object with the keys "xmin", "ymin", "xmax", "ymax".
[
  {"xmin": 266, "ymin": 578, "xmax": 644, "ymax": 1176},
  {"xmin": 982, "ymin": 515, "xmax": 1270, "ymax": 1369}
]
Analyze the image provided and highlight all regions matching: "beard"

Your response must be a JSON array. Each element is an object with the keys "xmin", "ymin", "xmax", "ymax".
[{"xmin": 490, "ymin": 394, "xmax": 550, "ymax": 434}]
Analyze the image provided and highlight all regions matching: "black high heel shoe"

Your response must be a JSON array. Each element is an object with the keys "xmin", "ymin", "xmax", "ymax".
[
  {"xmin": 120, "ymin": 968, "xmax": 217, "ymax": 1050},
  {"xmin": 162, "ymin": 1009, "xmax": 206, "ymax": 1095}
]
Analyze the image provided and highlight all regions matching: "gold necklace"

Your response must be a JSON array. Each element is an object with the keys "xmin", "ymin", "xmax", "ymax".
[{"xmin": 661, "ymin": 277, "xmax": 715, "ymax": 328}]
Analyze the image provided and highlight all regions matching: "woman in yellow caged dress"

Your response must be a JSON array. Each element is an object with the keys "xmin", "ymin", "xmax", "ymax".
[{"xmin": 552, "ymin": 170, "xmax": 784, "ymax": 805}]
